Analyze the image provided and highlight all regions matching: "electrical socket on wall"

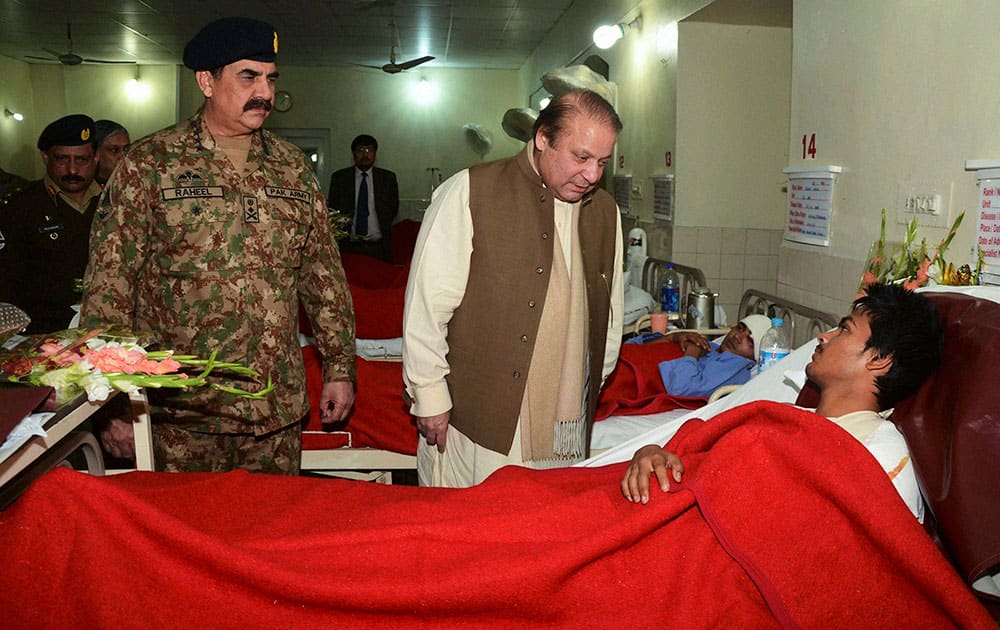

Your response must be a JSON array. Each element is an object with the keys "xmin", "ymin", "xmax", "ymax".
[
  {"xmin": 896, "ymin": 181, "xmax": 953, "ymax": 228},
  {"xmin": 631, "ymin": 181, "xmax": 643, "ymax": 200}
]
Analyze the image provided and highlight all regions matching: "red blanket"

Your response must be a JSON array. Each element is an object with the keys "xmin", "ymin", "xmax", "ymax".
[
  {"xmin": 595, "ymin": 341, "xmax": 706, "ymax": 420},
  {"xmin": 0, "ymin": 402, "xmax": 991, "ymax": 628},
  {"xmin": 340, "ymin": 252, "xmax": 409, "ymax": 339},
  {"xmin": 302, "ymin": 347, "xmax": 415, "ymax": 454}
]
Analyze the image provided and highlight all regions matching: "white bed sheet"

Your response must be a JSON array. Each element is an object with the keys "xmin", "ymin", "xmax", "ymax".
[
  {"xmin": 582, "ymin": 338, "xmax": 818, "ymax": 467},
  {"xmin": 591, "ymin": 409, "xmax": 691, "ymax": 452}
]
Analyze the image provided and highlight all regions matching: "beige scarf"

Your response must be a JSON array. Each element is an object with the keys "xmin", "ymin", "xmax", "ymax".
[{"xmin": 519, "ymin": 202, "xmax": 588, "ymax": 466}]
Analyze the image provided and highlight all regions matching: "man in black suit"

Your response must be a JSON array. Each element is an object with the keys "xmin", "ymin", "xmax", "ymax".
[{"xmin": 327, "ymin": 134, "xmax": 399, "ymax": 261}]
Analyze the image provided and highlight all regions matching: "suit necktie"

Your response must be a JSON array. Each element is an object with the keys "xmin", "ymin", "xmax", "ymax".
[{"xmin": 356, "ymin": 171, "xmax": 369, "ymax": 237}]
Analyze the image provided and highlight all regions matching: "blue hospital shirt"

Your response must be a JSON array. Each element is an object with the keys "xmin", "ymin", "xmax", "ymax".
[{"xmin": 658, "ymin": 342, "xmax": 755, "ymax": 398}]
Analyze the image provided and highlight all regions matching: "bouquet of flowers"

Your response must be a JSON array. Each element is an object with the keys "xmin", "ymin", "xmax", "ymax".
[
  {"xmin": 328, "ymin": 210, "xmax": 355, "ymax": 240},
  {"xmin": 859, "ymin": 209, "xmax": 982, "ymax": 294},
  {"xmin": 2, "ymin": 327, "xmax": 275, "ymax": 406}
]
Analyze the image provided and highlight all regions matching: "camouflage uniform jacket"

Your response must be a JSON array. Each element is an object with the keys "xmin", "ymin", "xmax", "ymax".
[{"xmin": 81, "ymin": 111, "xmax": 355, "ymax": 435}]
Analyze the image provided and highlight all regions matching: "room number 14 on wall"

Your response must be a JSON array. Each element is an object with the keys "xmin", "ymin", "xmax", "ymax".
[{"xmin": 801, "ymin": 133, "xmax": 817, "ymax": 159}]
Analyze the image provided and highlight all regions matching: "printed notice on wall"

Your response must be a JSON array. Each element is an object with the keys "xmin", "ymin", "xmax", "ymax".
[
  {"xmin": 651, "ymin": 175, "xmax": 673, "ymax": 222},
  {"xmin": 614, "ymin": 175, "xmax": 632, "ymax": 215},
  {"xmin": 782, "ymin": 166, "xmax": 841, "ymax": 247},
  {"xmin": 976, "ymin": 178, "xmax": 1000, "ymax": 284}
]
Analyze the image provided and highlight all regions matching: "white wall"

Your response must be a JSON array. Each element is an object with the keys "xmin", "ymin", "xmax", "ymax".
[
  {"xmin": 783, "ymin": 0, "xmax": 1000, "ymax": 311},
  {"xmin": 0, "ymin": 56, "xmax": 36, "ymax": 180},
  {"xmin": 0, "ymin": 58, "xmax": 178, "ymax": 180},
  {"xmin": 676, "ymin": 22, "xmax": 791, "ymax": 230}
]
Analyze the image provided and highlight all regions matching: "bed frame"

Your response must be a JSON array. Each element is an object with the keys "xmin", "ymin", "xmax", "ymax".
[
  {"xmin": 638, "ymin": 258, "xmax": 838, "ymax": 346},
  {"xmin": 640, "ymin": 257, "xmax": 707, "ymax": 315},
  {"xmin": 738, "ymin": 289, "xmax": 839, "ymax": 348}
]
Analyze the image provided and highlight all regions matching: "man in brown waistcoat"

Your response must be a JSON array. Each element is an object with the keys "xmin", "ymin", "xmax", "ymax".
[{"xmin": 403, "ymin": 90, "xmax": 624, "ymax": 487}]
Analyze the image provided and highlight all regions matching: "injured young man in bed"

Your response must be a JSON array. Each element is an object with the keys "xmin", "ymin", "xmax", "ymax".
[{"xmin": 621, "ymin": 282, "xmax": 943, "ymax": 521}]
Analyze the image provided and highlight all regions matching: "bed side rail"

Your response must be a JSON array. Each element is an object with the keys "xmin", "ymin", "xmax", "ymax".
[
  {"xmin": 737, "ymin": 289, "xmax": 839, "ymax": 348},
  {"xmin": 640, "ymin": 257, "xmax": 708, "ymax": 314}
]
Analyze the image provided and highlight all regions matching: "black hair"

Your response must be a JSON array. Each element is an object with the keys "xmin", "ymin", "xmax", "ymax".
[
  {"xmin": 853, "ymin": 282, "xmax": 943, "ymax": 409},
  {"xmin": 351, "ymin": 134, "xmax": 378, "ymax": 152},
  {"xmin": 532, "ymin": 90, "xmax": 623, "ymax": 147}
]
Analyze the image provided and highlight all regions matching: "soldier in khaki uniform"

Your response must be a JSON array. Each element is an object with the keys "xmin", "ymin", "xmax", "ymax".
[{"xmin": 82, "ymin": 17, "xmax": 355, "ymax": 474}]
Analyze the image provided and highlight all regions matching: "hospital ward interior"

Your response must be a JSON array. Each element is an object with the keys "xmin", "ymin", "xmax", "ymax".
[{"xmin": 1, "ymin": 0, "xmax": 999, "ymax": 626}]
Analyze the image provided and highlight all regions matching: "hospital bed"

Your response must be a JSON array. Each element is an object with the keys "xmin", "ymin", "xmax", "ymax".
[
  {"xmin": 592, "ymin": 282, "xmax": 841, "ymax": 452},
  {"xmin": 298, "ymin": 252, "xmax": 415, "ymax": 482},
  {"xmin": 598, "ymin": 285, "xmax": 999, "ymax": 616},
  {"xmin": 0, "ymin": 285, "xmax": 996, "ymax": 625}
]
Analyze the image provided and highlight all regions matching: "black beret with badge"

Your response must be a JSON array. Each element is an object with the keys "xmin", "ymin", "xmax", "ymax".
[
  {"xmin": 183, "ymin": 17, "xmax": 279, "ymax": 71},
  {"xmin": 37, "ymin": 114, "xmax": 95, "ymax": 151}
]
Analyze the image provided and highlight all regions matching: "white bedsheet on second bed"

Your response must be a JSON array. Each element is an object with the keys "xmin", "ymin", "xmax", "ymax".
[{"xmin": 583, "ymin": 338, "xmax": 819, "ymax": 467}]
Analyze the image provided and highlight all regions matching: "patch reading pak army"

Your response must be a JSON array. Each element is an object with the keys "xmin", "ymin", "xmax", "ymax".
[
  {"xmin": 162, "ymin": 186, "xmax": 224, "ymax": 201},
  {"xmin": 265, "ymin": 186, "xmax": 311, "ymax": 202},
  {"xmin": 243, "ymin": 195, "xmax": 260, "ymax": 223}
]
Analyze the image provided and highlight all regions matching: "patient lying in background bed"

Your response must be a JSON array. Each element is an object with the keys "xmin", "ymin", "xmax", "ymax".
[
  {"xmin": 625, "ymin": 314, "xmax": 772, "ymax": 398},
  {"xmin": 591, "ymin": 314, "xmax": 771, "ymax": 430}
]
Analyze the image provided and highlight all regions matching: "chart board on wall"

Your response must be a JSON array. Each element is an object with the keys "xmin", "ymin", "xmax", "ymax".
[
  {"xmin": 651, "ymin": 175, "xmax": 673, "ymax": 222},
  {"xmin": 614, "ymin": 175, "xmax": 632, "ymax": 216},
  {"xmin": 966, "ymin": 160, "xmax": 1000, "ymax": 284},
  {"xmin": 782, "ymin": 165, "xmax": 843, "ymax": 247}
]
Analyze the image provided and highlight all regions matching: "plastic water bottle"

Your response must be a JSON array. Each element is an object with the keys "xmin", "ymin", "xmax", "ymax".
[
  {"xmin": 660, "ymin": 263, "xmax": 681, "ymax": 321},
  {"xmin": 758, "ymin": 317, "xmax": 790, "ymax": 372}
]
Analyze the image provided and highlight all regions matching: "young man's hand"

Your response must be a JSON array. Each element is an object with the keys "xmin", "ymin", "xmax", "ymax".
[{"xmin": 620, "ymin": 444, "xmax": 685, "ymax": 504}]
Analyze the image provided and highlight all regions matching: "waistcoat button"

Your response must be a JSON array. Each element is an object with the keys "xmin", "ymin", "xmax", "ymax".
[
  {"xmin": 541, "ymin": 232, "xmax": 549, "ymax": 240},
  {"xmin": 528, "ymin": 300, "xmax": 536, "ymax": 308},
  {"xmin": 520, "ymin": 335, "xmax": 528, "ymax": 342},
  {"xmin": 513, "ymin": 371, "xmax": 521, "ymax": 379},
  {"xmin": 535, "ymin": 267, "xmax": 543, "ymax": 274}
]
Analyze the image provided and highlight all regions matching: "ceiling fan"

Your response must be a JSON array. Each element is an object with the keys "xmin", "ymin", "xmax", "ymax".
[
  {"xmin": 364, "ymin": 18, "xmax": 434, "ymax": 74},
  {"xmin": 25, "ymin": 22, "xmax": 135, "ymax": 66}
]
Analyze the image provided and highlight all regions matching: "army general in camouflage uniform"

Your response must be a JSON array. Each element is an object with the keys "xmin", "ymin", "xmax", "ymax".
[{"xmin": 81, "ymin": 17, "xmax": 355, "ymax": 474}]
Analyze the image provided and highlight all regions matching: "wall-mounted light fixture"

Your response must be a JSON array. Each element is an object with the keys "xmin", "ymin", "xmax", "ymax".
[
  {"xmin": 125, "ymin": 66, "xmax": 151, "ymax": 101},
  {"xmin": 592, "ymin": 16, "xmax": 642, "ymax": 50},
  {"xmin": 539, "ymin": 96, "xmax": 551, "ymax": 109},
  {"xmin": 4, "ymin": 108, "xmax": 24, "ymax": 122},
  {"xmin": 412, "ymin": 75, "xmax": 438, "ymax": 104}
]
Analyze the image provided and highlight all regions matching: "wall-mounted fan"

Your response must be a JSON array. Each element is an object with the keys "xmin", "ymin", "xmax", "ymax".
[
  {"xmin": 359, "ymin": 18, "xmax": 434, "ymax": 74},
  {"xmin": 25, "ymin": 23, "xmax": 135, "ymax": 66}
]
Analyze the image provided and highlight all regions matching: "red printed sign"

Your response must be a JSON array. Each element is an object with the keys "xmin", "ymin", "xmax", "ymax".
[{"xmin": 801, "ymin": 133, "xmax": 817, "ymax": 159}]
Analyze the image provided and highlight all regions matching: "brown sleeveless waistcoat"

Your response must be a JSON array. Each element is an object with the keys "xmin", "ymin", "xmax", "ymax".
[{"xmin": 445, "ymin": 149, "xmax": 617, "ymax": 454}]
